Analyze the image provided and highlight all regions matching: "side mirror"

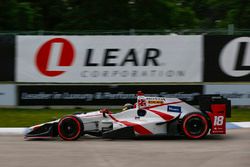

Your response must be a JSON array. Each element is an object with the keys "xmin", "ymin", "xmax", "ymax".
[
  {"xmin": 100, "ymin": 108, "xmax": 112, "ymax": 117},
  {"xmin": 137, "ymin": 109, "xmax": 146, "ymax": 117}
]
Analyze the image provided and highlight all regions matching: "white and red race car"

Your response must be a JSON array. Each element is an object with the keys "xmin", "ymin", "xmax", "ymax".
[{"xmin": 25, "ymin": 91, "xmax": 231, "ymax": 140}]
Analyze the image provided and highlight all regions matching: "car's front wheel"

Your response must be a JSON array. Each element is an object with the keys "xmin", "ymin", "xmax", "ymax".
[
  {"xmin": 58, "ymin": 116, "xmax": 83, "ymax": 141},
  {"xmin": 182, "ymin": 113, "xmax": 209, "ymax": 139}
]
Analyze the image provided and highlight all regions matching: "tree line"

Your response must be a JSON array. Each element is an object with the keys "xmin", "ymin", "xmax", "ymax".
[{"xmin": 0, "ymin": 0, "xmax": 249, "ymax": 31}]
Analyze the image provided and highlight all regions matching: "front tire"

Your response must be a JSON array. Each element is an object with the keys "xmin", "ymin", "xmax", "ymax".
[
  {"xmin": 58, "ymin": 116, "xmax": 83, "ymax": 141},
  {"xmin": 182, "ymin": 113, "xmax": 209, "ymax": 139}
]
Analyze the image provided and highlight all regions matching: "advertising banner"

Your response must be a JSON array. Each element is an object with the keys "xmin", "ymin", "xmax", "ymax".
[
  {"xmin": 18, "ymin": 85, "xmax": 203, "ymax": 106},
  {"xmin": 0, "ymin": 35, "xmax": 15, "ymax": 81},
  {"xmin": 0, "ymin": 84, "xmax": 16, "ymax": 106},
  {"xmin": 16, "ymin": 35, "xmax": 202, "ymax": 83},
  {"xmin": 204, "ymin": 36, "xmax": 250, "ymax": 82},
  {"xmin": 204, "ymin": 84, "xmax": 250, "ymax": 106}
]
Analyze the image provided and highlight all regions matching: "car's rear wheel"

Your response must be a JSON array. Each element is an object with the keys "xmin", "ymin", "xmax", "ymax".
[
  {"xmin": 58, "ymin": 116, "xmax": 83, "ymax": 141},
  {"xmin": 182, "ymin": 113, "xmax": 208, "ymax": 139}
]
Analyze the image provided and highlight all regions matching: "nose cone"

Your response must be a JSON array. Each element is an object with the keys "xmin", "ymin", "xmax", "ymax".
[
  {"xmin": 24, "ymin": 123, "xmax": 56, "ymax": 139},
  {"xmin": 24, "ymin": 127, "xmax": 34, "ymax": 136}
]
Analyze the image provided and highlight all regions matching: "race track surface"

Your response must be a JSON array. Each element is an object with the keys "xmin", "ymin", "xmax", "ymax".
[{"xmin": 0, "ymin": 129, "xmax": 249, "ymax": 167}]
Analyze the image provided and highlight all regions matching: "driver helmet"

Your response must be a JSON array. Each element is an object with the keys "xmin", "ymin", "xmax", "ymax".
[{"xmin": 122, "ymin": 103, "xmax": 133, "ymax": 111}]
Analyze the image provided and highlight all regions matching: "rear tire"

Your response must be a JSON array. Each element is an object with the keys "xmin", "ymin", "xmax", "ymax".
[
  {"xmin": 58, "ymin": 116, "xmax": 83, "ymax": 141},
  {"xmin": 182, "ymin": 113, "xmax": 209, "ymax": 139}
]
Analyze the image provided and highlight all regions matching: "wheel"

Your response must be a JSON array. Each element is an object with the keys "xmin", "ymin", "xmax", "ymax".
[
  {"xmin": 58, "ymin": 116, "xmax": 83, "ymax": 141},
  {"xmin": 182, "ymin": 113, "xmax": 209, "ymax": 139}
]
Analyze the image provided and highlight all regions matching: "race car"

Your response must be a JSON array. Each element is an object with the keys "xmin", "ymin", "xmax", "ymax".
[{"xmin": 25, "ymin": 91, "xmax": 231, "ymax": 140}]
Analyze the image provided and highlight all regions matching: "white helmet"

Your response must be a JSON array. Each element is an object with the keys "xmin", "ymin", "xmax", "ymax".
[{"xmin": 122, "ymin": 103, "xmax": 133, "ymax": 111}]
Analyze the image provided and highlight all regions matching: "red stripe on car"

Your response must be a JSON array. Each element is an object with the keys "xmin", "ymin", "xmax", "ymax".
[
  {"xmin": 108, "ymin": 114, "xmax": 152, "ymax": 135},
  {"xmin": 144, "ymin": 101, "xmax": 182, "ymax": 121},
  {"xmin": 147, "ymin": 109, "xmax": 175, "ymax": 121}
]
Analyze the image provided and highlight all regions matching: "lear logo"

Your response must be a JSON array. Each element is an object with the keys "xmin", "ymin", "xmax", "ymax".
[
  {"xmin": 219, "ymin": 37, "xmax": 250, "ymax": 77},
  {"xmin": 36, "ymin": 38, "xmax": 75, "ymax": 77}
]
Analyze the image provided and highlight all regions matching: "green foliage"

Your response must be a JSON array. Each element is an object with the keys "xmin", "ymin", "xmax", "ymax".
[
  {"xmin": 0, "ymin": 0, "xmax": 249, "ymax": 31},
  {"xmin": 0, "ymin": 0, "xmax": 18, "ymax": 30},
  {"xmin": 15, "ymin": 2, "xmax": 38, "ymax": 30}
]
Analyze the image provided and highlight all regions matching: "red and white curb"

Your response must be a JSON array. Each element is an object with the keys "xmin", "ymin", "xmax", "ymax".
[{"xmin": 0, "ymin": 122, "xmax": 249, "ymax": 135}]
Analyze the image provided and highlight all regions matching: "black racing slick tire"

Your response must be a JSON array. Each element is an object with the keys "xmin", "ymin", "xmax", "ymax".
[
  {"xmin": 182, "ymin": 113, "xmax": 209, "ymax": 139},
  {"xmin": 58, "ymin": 116, "xmax": 83, "ymax": 141}
]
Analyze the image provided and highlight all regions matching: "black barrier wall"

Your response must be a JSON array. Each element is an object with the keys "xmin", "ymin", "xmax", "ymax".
[
  {"xmin": 0, "ymin": 35, "xmax": 15, "ymax": 81},
  {"xmin": 18, "ymin": 85, "xmax": 203, "ymax": 106},
  {"xmin": 204, "ymin": 35, "xmax": 250, "ymax": 82}
]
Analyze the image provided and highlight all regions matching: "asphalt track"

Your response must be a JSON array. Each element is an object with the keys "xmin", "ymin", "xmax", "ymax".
[{"xmin": 0, "ymin": 129, "xmax": 249, "ymax": 167}]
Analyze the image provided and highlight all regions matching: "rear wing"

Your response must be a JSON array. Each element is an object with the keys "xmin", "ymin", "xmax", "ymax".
[
  {"xmin": 196, "ymin": 95, "xmax": 231, "ymax": 118},
  {"xmin": 196, "ymin": 95, "xmax": 231, "ymax": 134}
]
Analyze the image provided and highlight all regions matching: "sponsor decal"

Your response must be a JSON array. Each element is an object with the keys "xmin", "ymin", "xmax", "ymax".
[
  {"xmin": 145, "ymin": 97, "xmax": 166, "ymax": 101},
  {"xmin": 145, "ymin": 97, "xmax": 166, "ymax": 105},
  {"xmin": 219, "ymin": 37, "xmax": 250, "ymax": 77},
  {"xmin": 18, "ymin": 85, "xmax": 203, "ymax": 106},
  {"xmin": 138, "ymin": 98, "xmax": 147, "ymax": 108},
  {"xmin": 167, "ymin": 105, "xmax": 181, "ymax": 113},
  {"xmin": 36, "ymin": 38, "xmax": 75, "ymax": 77},
  {"xmin": 17, "ymin": 35, "xmax": 202, "ymax": 83},
  {"xmin": 147, "ymin": 100, "xmax": 165, "ymax": 104},
  {"xmin": 204, "ymin": 36, "xmax": 250, "ymax": 82}
]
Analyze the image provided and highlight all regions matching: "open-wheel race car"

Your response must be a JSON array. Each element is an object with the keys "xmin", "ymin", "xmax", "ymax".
[{"xmin": 25, "ymin": 91, "xmax": 231, "ymax": 140}]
